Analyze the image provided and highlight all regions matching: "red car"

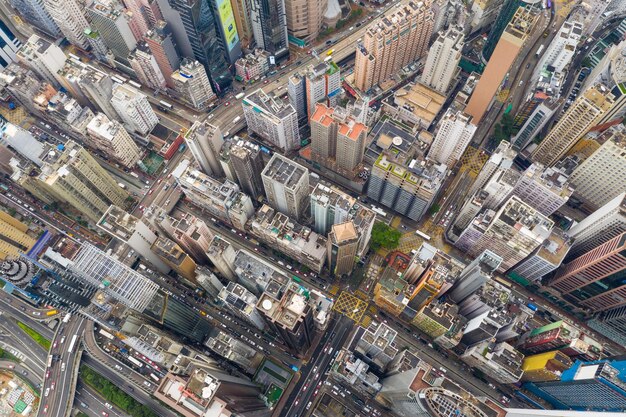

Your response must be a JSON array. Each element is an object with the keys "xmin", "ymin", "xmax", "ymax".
[{"xmin": 43, "ymin": 405, "xmax": 49, "ymax": 413}]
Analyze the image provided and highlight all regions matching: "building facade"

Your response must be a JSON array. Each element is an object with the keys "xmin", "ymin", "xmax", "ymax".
[
  {"xmin": 421, "ymin": 26, "xmax": 464, "ymax": 94},
  {"xmin": 242, "ymin": 89, "xmax": 300, "ymax": 151},
  {"xmin": 261, "ymin": 153, "xmax": 309, "ymax": 221}
]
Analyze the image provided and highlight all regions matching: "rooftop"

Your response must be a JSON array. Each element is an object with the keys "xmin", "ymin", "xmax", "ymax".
[
  {"xmin": 98, "ymin": 205, "xmax": 139, "ymax": 241},
  {"xmin": 243, "ymin": 89, "xmax": 297, "ymax": 119},
  {"xmin": 389, "ymin": 82, "xmax": 445, "ymax": 126},
  {"xmin": 262, "ymin": 154, "xmax": 307, "ymax": 189}
]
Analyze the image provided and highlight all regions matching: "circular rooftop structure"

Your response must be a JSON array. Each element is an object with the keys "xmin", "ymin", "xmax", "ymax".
[
  {"xmin": 392, "ymin": 136, "xmax": 403, "ymax": 146},
  {"xmin": 417, "ymin": 387, "xmax": 489, "ymax": 417},
  {"xmin": 261, "ymin": 299, "xmax": 273, "ymax": 310}
]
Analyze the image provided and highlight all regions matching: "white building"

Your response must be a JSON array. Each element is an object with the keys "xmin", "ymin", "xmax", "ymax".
[
  {"xmin": 468, "ymin": 141, "xmax": 516, "ymax": 196},
  {"xmin": 171, "ymin": 58, "xmax": 216, "ymax": 110},
  {"xmin": 110, "ymin": 84, "xmax": 159, "ymax": 135},
  {"xmin": 510, "ymin": 163, "xmax": 573, "ymax": 216},
  {"xmin": 427, "ymin": 109, "xmax": 476, "ymax": 167},
  {"xmin": 183, "ymin": 121, "xmax": 224, "ymax": 177},
  {"xmin": 538, "ymin": 20, "xmax": 583, "ymax": 74},
  {"xmin": 304, "ymin": 60, "xmax": 341, "ymax": 118},
  {"xmin": 509, "ymin": 229, "xmax": 571, "ymax": 283},
  {"xmin": 0, "ymin": 124, "xmax": 45, "ymax": 166},
  {"xmin": 261, "ymin": 153, "xmax": 310, "ymax": 221},
  {"xmin": 0, "ymin": 23, "xmax": 21, "ymax": 69},
  {"xmin": 129, "ymin": 43, "xmax": 167, "ymax": 90},
  {"xmin": 86, "ymin": 113, "xmax": 141, "ymax": 168},
  {"xmin": 43, "ymin": 0, "xmax": 91, "ymax": 49},
  {"xmin": 15, "ymin": 34, "xmax": 66, "ymax": 85},
  {"xmin": 421, "ymin": 26, "xmax": 464, "ymax": 94},
  {"xmin": 242, "ymin": 89, "xmax": 300, "ymax": 152}
]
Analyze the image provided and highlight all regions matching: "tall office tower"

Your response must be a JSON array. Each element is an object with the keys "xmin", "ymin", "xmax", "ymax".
[
  {"xmin": 15, "ymin": 35, "xmax": 66, "ymax": 86},
  {"xmin": 207, "ymin": 236, "xmax": 237, "ymax": 281},
  {"xmin": 355, "ymin": 2, "xmax": 433, "ymax": 91},
  {"xmin": 21, "ymin": 141, "xmax": 130, "ymax": 222},
  {"xmin": 98, "ymin": 205, "xmax": 170, "ymax": 273},
  {"xmin": 230, "ymin": 0, "xmax": 253, "ymax": 48},
  {"xmin": 532, "ymin": 85, "xmax": 616, "ymax": 166},
  {"xmin": 165, "ymin": 213, "xmax": 214, "ymax": 264},
  {"xmin": 468, "ymin": 140, "xmax": 516, "ymax": 196},
  {"xmin": 539, "ymin": 20, "xmax": 583, "ymax": 74},
  {"xmin": 208, "ymin": 0, "xmax": 242, "ymax": 65},
  {"xmin": 354, "ymin": 322, "xmax": 399, "ymax": 371},
  {"xmin": 0, "ymin": 22, "xmax": 20, "ymax": 70},
  {"xmin": 456, "ymin": 196, "xmax": 554, "ymax": 273},
  {"xmin": 121, "ymin": 0, "xmax": 151, "ymax": 38},
  {"xmin": 465, "ymin": 7, "xmax": 537, "ymax": 123},
  {"xmin": 482, "ymin": 0, "xmax": 522, "ymax": 61},
  {"xmin": 9, "ymin": 0, "xmax": 59, "ymax": 37},
  {"xmin": 447, "ymin": 250, "xmax": 501, "ymax": 303},
  {"xmin": 110, "ymin": 84, "xmax": 158, "ymax": 135},
  {"xmin": 171, "ymin": 58, "xmax": 216, "ymax": 110},
  {"xmin": 261, "ymin": 153, "xmax": 310, "ymax": 221},
  {"xmin": 526, "ymin": 359, "xmax": 626, "ymax": 412},
  {"xmin": 0, "ymin": 211, "xmax": 36, "ymax": 260},
  {"xmin": 461, "ymin": 341, "xmax": 524, "ymax": 383},
  {"xmin": 143, "ymin": 21, "xmax": 180, "ymax": 89},
  {"xmin": 288, "ymin": 73, "xmax": 307, "ymax": 122},
  {"xmin": 511, "ymin": 163, "xmax": 573, "ymax": 216},
  {"xmin": 71, "ymin": 243, "xmax": 160, "ymax": 311},
  {"xmin": 449, "ymin": 191, "xmax": 488, "ymax": 240},
  {"xmin": 151, "ymin": 237, "xmax": 197, "ymax": 281},
  {"xmin": 512, "ymin": 91, "xmax": 548, "ymax": 130},
  {"xmin": 427, "ymin": 109, "xmax": 476, "ymax": 168},
  {"xmin": 421, "ymin": 26, "xmax": 464, "ymax": 94},
  {"xmin": 78, "ymin": 68, "xmax": 119, "ymax": 120},
  {"xmin": 310, "ymin": 183, "xmax": 355, "ymax": 234},
  {"xmin": 129, "ymin": 42, "xmax": 166, "ymax": 89},
  {"xmin": 569, "ymin": 125, "xmax": 626, "ymax": 212},
  {"xmin": 229, "ymin": 139, "xmax": 265, "ymax": 200},
  {"xmin": 305, "ymin": 60, "xmax": 341, "ymax": 118},
  {"xmin": 84, "ymin": 28, "xmax": 110, "ymax": 61},
  {"xmin": 566, "ymin": 192, "xmax": 626, "ymax": 260},
  {"xmin": 242, "ymin": 89, "xmax": 300, "ymax": 152},
  {"xmin": 588, "ymin": 304, "xmax": 626, "ymax": 346},
  {"xmin": 87, "ymin": 0, "xmax": 138, "ymax": 65},
  {"xmin": 218, "ymin": 282, "xmax": 266, "ymax": 329},
  {"xmin": 183, "ymin": 121, "xmax": 224, "ymax": 177},
  {"xmin": 285, "ymin": 0, "xmax": 326, "ymax": 42},
  {"xmin": 43, "ymin": 0, "xmax": 90, "ymax": 49},
  {"xmin": 309, "ymin": 103, "xmax": 367, "ymax": 174},
  {"xmin": 156, "ymin": 0, "xmax": 233, "ymax": 92},
  {"xmin": 327, "ymin": 221, "xmax": 359, "ymax": 277},
  {"xmin": 511, "ymin": 99, "xmax": 559, "ymax": 151},
  {"xmin": 509, "ymin": 229, "xmax": 571, "ymax": 283},
  {"xmin": 548, "ymin": 231, "xmax": 626, "ymax": 313},
  {"xmin": 86, "ymin": 113, "xmax": 142, "ymax": 168},
  {"xmin": 257, "ymin": 281, "xmax": 315, "ymax": 353},
  {"xmin": 248, "ymin": 0, "xmax": 289, "ymax": 61}
]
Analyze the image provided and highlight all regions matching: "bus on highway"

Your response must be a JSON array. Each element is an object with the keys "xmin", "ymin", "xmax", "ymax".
[
  {"xmin": 111, "ymin": 75, "xmax": 128, "ymax": 84},
  {"xmin": 536, "ymin": 45, "xmax": 545, "ymax": 57},
  {"xmin": 235, "ymin": 92, "xmax": 245, "ymax": 100},
  {"xmin": 415, "ymin": 230, "xmax": 431, "ymax": 241},
  {"xmin": 67, "ymin": 335, "xmax": 78, "ymax": 354},
  {"xmin": 149, "ymin": 373, "xmax": 160, "ymax": 382},
  {"xmin": 62, "ymin": 313, "xmax": 71, "ymax": 323},
  {"xmin": 47, "ymin": 355, "xmax": 53, "ymax": 368},
  {"xmin": 370, "ymin": 205, "xmax": 387, "ymax": 217},
  {"xmin": 46, "ymin": 309, "xmax": 58, "ymax": 316},
  {"xmin": 233, "ymin": 116, "xmax": 241, "ymax": 124},
  {"xmin": 159, "ymin": 100, "xmax": 173, "ymax": 110},
  {"xmin": 99, "ymin": 329, "xmax": 115, "ymax": 340},
  {"xmin": 128, "ymin": 80, "xmax": 142, "ymax": 89},
  {"xmin": 128, "ymin": 356, "xmax": 144, "ymax": 368}
]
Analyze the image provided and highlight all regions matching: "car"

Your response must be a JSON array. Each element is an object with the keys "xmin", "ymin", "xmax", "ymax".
[
  {"xmin": 148, "ymin": 190, "xmax": 153, "ymax": 195},
  {"xmin": 105, "ymin": 403, "xmax": 113, "ymax": 409},
  {"xmin": 33, "ymin": 311, "xmax": 41, "ymax": 316},
  {"xmin": 45, "ymin": 388, "xmax": 50, "ymax": 397},
  {"xmin": 225, "ymin": 102, "xmax": 231, "ymax": 106},
  {"xmin": 263, "ymin": 79, "xmax": 269, "ymax": 84},
  {"xmin": 43, "ymin": 405, "xmax": 48, "ymax": 414},
  {"xmin": 50, "ymin": 382, "xmax": 55, "ymax": 390},
  {"xmin": 45, "ymin": 371, "xmax": 50, "ymax": 378},
  {"xmin": 102, "ymin": 412, "xmax": 108, "ymax": 417}
]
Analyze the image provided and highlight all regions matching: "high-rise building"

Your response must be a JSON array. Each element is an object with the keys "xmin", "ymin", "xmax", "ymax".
[
  {"xmin": 78, "ymin": 67, "xmax": 119, "ymax": 120},
  {"xmin": 427, "ymin": 109, "xmax": 476, "ymax": 168},
  {"xmin": 129, "ymin": 42, "xmax": 167, "ymax": 89},
  {"xmin": 354, "ymin": 2, "xmax": 433, "ymax": 91},
  {"xmin": 305, "ymin": 61, "xmax": 341, "ymax": 118},
  {"xmin": 532, "ymin": 85, "xmax": 616, "ymax": 166},
  {"xmin": 230, "ymin": 0, "xmax": 253, "ymax": 48},
  {"xmin": 461, "ymin": 341, "xmax": 524, "ymax": 383},
  {"xmin": 164, "ymin": 213, "xmax": 214, "ymax": 264},
  {"xmin": 98, "ymin": 205, "xmax": 171, "ymax": 273},
  {"xmin": 0, "ymin": 20, "xmax": 22, "ymax": 69},
  {"xmin": 0, "ymin": 211, "xmax": 36, "ymax": 260},
  {"xmin": 9, "ymin": 0, "xmax": 59, "ymax": 37},
  {"xmin": 309, "ymin": 103, "xmax": 367, "ymax": 174},
  {"xmin": 207, "ymin": 236, "xmax": 237, "ymax": 281},
  {"xmin": 468, "ymin": 140, "xmax": 516, "ymax": 196},
  {"xmin": 87, "ymin": 0, "xmax": 138, "ymax": 65},
  {"xmin": 261, "ymin": 153, "xmax": 310, "ymax": 221},
  {"xmin": 566, "ymin": 192, "xmax": 626, "ymax": 260},
  {"xmin": 0, "ymin": 124, "xmax": 45, "ymax": 166},
  {"xmin": 526, "ymin": 359, "xmax": 626, "ymax": 412},
  {"xmin": 421, "ymin": 26, "xmax": 464, "ymax": 94},
  {"xmin": 15, "ymin": 35, "xmax": 66, "ymax": 85},
  {"xmin": 71, "ymin": 243, "xmax": 160, "ymax": 311},
  {"xmin": 207, "ymin": 0, "xmax": 242, "ymax": 65},
  {"xmin": 285, "ymin": 0, "xmax": 326, "ymax": 43},
  {"xmin": 229, "ymin": 139, "xmax": 265, "ymax": 200},
  {"xmin": 509, "ymin": 229, "xmax": 571, "ymax": 283},
  {"xmin": 288, "ymin": 73, "xmax": 306, "ymax": 122},
  {"xmin": 242, "ymin": 89, "xmax": 300, "ymax": 151},
  {"xmin": 539, "ymin": 20, "xmax": 583, "ymax": 74},
  {"xmin": 447, "ymin": 250, "xmax": 501, "ymax": 303},
  {"xmin": 110, "ymin": 84, "xmax": 159, "ymax": 135},
  {"xmin": 18, "ymin": 141, "xmax": 130, "ymax": 222},
  {"xmin": 355, "ymin": 321, "xmax": 399, "ymax": 372},
  {"xmin": 234, "ymin": 49, "xmax": 270, "ymax": 82},
  {"xmin": 327, "ymin": 221, "xmax": 359, "ymax": 277},
  {"xmin": 121, "ymin": 0, "xmax": 152, "ymax": 36},
  {"xmin": 86, "ymin": 113, "xmax": 142, "ymax": 168},
  {"xmin": 521, "ymin": 351, "xmax": 574, "ymax": 382},
  {"xmin": 548, "ymin": 231, "xmax": 626, "ymax": 313},
  {"xmin": 517, "ymin": 320, "xmax": 581, "ymax": 355},
  {"xmin": 183, "ymin": 121, "xmax": 224, "ymax": 177},
  {"xmin": 481, "ymin": 0, "xmax": 522, "ymax": 61},
  {"xmin": 43, "ymin": 0, "xmax": 89, "ymax": 48},
  {"xmin": 151, "ymin": 237, "xmax": 197, "ymax": 281},
  {"xmin": 455, "ymin": 196, "xmax": 554, "ymax": 273},
  {"xmin": 511, "ymin": 163, "xmax": 573, "ymax": 216},
  {"xmin": 569, "ymin": 125, "xmax": 626, "ymax": 212},
  {"xmin": 171, "ymin": 58, "xmax": 216, "ymax": 110},
  {"xmin": 512, "ymin": 91, "xmax": 549, "ymax": 130},
  {"xmin": 143, "ymin": 21, "xmax": 180, "ymax": 89},
  {"xmin": 465, "ymin": 7, "xmax": 537, "ymax": 123},
  {"xmin": 218, "ymin": 282, "xmax": 266, "ymax": 330},
  {"xmin": 248, "ymin": 0, "xmax": 289, "ymax": 61},
  {"xmin": 588, "ymin": 304, "xmax": 626, "ymax": 346},
  {"xmin": 511, "ymin": 99, "xmax": 559, "ymax": 151}
]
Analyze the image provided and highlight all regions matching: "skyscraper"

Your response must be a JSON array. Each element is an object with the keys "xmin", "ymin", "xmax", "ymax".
[
  {"xmin": 171, "ymin": 58, "xmax": 216, "ymax": 110},
  {"xmin": 305, "ymin": 60, "xmax": 341, "ymax": 118},
  {"xmin": 229, "ymin": 139, "xmax": 266, "ymax": 200},
  {"xmin": 588, "ymin": 304, "xmax": 626, "ymax": 346},
  {"xmin": 110, "ymin": 84, "xmax": 159, "ymax": 135},
  {"xmin": 0, "ymin": 211, "xmax": 36, "ymax": 260},
  {"xmin": 261, "ymin": 153, "xmax": 310, "ymax": 221},
  {"xmin": 509, "ymin": 229, "xmax": 571, "ymax": 283},
  {"xmin": 511, "ymin": 99, "xmax": 559, "ymax": 151},
  {"xmin": 538, "ymin": 20, "xmax": 583, "ymax": 74},
  {"xmin": 354, "ymin": 2, "xmax": 433, "ymax": 91},
  {"xmin": 327, "ymin": 221, "xmax": 359, "ymax": 277},
  {"xmin": 143, "ymin": 21, "xmax": 180, "ymax": 89},
  {"xmin": 446, "ymin": 250, "xmax": 501, "ymax": 303},
  {"xmin": 78, "ymin": 67, "xmax": 119, "ymax": 120},
  {"xmin": 242, "ymin": 89, "xmax": 300, "ymax": 151},
  {"xmin": 15, "ymin": 34, "xmax": 66, "ymax": 85},
  {"xmin": 86, "ymin": 0, "xmax": 138, "ymax": 65},
  {"xmin": 511, "ymin": 163, "xmax": 573, "ymax": 216},
  {"xmin": 421, "ymin": 26, "xmax": 464, "ymax": 94},
  {"xmin": 86, "ymin": 113, "xmax": 142, "ymax": 168},
  {"xmin": 288, "ymin": 73, "xmax": 306, "ymax": 121},
  {"xmin": 0, "ymin": 22, "xmax": 20, "ymax": 69},
  {"xmin": 9, "ymin": 0, "xmax": 59, "ymax": 37},
  {"xmin": 427, "ymin": 109, "xmax": 476, "ymax": 168},
  {"xmin": 284, "ymin": 0, "xmax": 326, "ymax": 42},
  {"xmin": 129, "ymin": 42, "xmax": 167, "ymax": 89},
  {"xmin": 183, "ymin": 121, "xmax": 224, "ymax": 177},
  {"xmin": 465, "ymin": 6, "xmax": 537, "ymax": 123},
  {"xmin": 481, "ymin": 0, "xmax": 522, "ymax": 61},
  {"xmin": 532, "ymin": 84, "xmax": 616, "ymax": 167},
  {"xmin": 43, "ymin": 0, "xmax": 89, "ymax": 48},
  {"xmin": 248, "ymin": 0, "xmax": 289, "ymax": 61}
]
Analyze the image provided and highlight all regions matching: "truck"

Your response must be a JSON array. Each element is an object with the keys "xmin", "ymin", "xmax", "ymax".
[
  {"xmin": 233, "ymin": 116, "xmax": 241, "ymax": 124},
  {"xmin": 235, "ymin": 92, "xmax": 245, "ymax": 100},
  {"xmin": 527, "ymin": 303, "xmax": 538, "ymax": 311},
  {"xmin": 118, "ymin": 182, "xmax": 126, "ymax": 189}
]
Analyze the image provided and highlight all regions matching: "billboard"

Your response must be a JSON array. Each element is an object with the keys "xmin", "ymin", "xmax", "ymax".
[{"xmin": 216, "ymin": 0, "xmax": 239, "ymax": 53}]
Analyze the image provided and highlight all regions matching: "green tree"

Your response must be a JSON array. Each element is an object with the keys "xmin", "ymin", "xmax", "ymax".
[
  {"xmin": 370, "ymin": 222, "xmax": 401, "ymax": 251},
  {"xmin": 429, "ymin": 203, "xmax": 441, "ymax": 215}
]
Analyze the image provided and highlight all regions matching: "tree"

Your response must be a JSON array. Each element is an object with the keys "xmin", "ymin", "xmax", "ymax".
[
  {"xmin": 429, "ymin": 203, "xmax": 441, "ymax": 215},
  {"xmin": 370, "ymin": 222, "xmax": 401, "ymax": 251}
]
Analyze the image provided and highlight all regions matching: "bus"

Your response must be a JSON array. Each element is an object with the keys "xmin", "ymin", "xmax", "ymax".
[
  {"xmin": 99, "ymin": 329, "xmax": 115, "ymax": 340},
  {"xmin": 68, "ymin": 53, "xmax": 81, "ymax": 61},
  {"xmin": 46, "ymin": 309, "xmax": 58, "ymax": 316},
  {"xmin": 111, "ymin": 75, "xmax": 127, "ymax": 84},
  {"xmin": 62, "ymin": 313, "xmax": 71, "ymax": 323},
  {"xmin": 415, "ymin": 230, "xmax": 431, "ymax": 241},
  {"xmin": 128, "ymin": 356, "xmax": 144, "ymax": 368},
  {"xmin": 67, "ymin": 335, "xmax": 78, "ymax": 354},
  {"xmin": 159, "ymin": 100, "xmax": 173, "ymax": 110},
  {"xmin": 292, "ymin": 275, "xmax": 301, "ymax": 283},
  {"xmin": 178, "ymin": 143, "xmax": 186, "ymax": 153},
  {"xmin": 536, "ymin": 45, "xmax": 545, "ymax": 57},
  {"xmin": 235, "ymin": 92, "xmax": 245, "ymax": 100},
  {"xmin": 129, "ymin": 172, "xmax": 139, "ymax": 178},
  {"xmin": 149, "ymin": 373, "xmax": 160, "ymax": 382},
  {"xmin": 0, "ymin": 183, "xmax": 8, "ymax": 193},
  {"xmin": 233, "ymin": 116, "xmax": 241, "ymax": 124},
  {"xmin": 370, "ymin": 205, "xmax": 387, "ymax": 217},
  {"xmin": 128, "ymin": 80, "xmax": 142, "ymax": 89},
  {"xmin": 47, "ymin": 355, "xmax": 53, "ymax": 368}
]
